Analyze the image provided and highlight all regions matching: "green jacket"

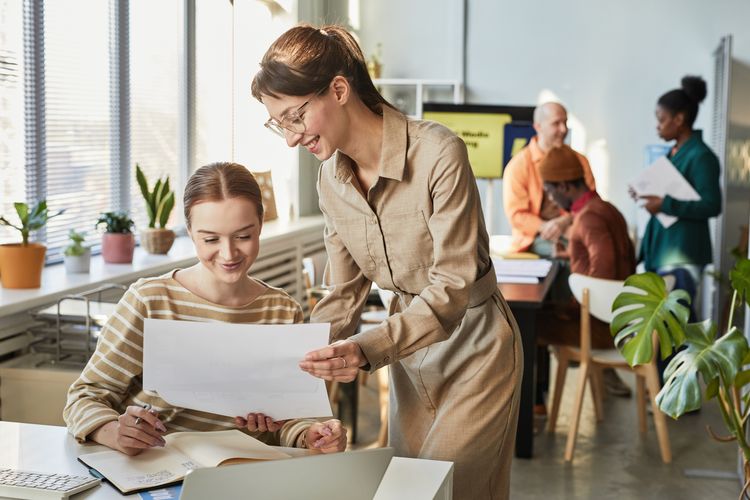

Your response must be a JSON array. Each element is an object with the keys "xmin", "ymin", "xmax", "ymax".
[{"xmin": 640, "ymin": 130, "xmax": 722, "ymax": 271}]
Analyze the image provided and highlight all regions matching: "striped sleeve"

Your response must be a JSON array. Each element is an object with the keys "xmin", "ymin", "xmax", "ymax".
[{"xmin": 63, "ymin": 283, "xmax": 148, "ymax": 442}]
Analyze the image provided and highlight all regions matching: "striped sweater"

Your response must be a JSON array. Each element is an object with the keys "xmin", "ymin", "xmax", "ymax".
[{"xmin": 63, "ymin": 270, "xmax": 312, "ymax": 448}]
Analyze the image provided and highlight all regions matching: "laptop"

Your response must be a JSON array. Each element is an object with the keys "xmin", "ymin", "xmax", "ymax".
[{"xmin": 180, "ymin": 447, "xmax": 395, "ymax": 500}]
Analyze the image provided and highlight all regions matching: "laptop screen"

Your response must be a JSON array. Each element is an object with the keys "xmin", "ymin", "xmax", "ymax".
[{"xmin": 180, "ymin": 447, "xmax": 395, "ymax": 500}]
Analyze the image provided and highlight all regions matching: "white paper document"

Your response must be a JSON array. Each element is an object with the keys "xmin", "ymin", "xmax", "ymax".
[
  {"xmin": 631, "ymin": 156, "xmax": 701, "ymax": 228},
  {"xmin": 493, "ymin": 258, "xmax": 553, "ymax": 284},
  {"xmin": 143, "ymin": 319, "xmax": 332, "ymax": 420}
]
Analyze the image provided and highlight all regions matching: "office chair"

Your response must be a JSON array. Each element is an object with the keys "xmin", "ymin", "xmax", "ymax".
[{"xmin": 546, "ymin": 273, "xmax": 672, "ymax": 463}]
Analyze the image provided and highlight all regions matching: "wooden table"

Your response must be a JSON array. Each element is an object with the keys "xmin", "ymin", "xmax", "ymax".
[{"xmin": 498, "ymin": 262, "xmax": 558, "ymax": 459}]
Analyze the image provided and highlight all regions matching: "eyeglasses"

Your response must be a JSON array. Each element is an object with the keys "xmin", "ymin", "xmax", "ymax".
[
  {"xmin": 264, "ymin": 86, "xmax": 328, "ymax": 138},
  {"xmin": 264, "ymin": 99, "xmax": 312, "ymax": 138}
]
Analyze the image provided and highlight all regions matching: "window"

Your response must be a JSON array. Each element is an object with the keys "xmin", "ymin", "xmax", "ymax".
[
  {"xmin": 42, "ymin": 0, "xmax": 113, "ymax": 260},
  {"xmin": 129, "ymin": 0, "xmax": 182, "ymax": 230},
  {"xmin": 0, "ymin": 0, "xmax": 302, "ymax": 263},
  {"xmin": 0, "ymin": 0, "xmax": 25, "ymax": 245},
  {"xmin": 8, "ymin": 0, "xmax": 187, "ymax": 262}
]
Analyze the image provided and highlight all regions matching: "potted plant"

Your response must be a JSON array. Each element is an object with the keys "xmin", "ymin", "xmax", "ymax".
[
  {"xmin": 136, "ymin": 164, "xmax": 176, "ymax": 254},
  {"xmin": 0, "ymin": 201, "xmax": 64, "ymax": 288},
  {"xmin": 610, "ymin": 258, "xmax": 750, "ymax": 497},
  {"xmin": 63, "ymin": 229, "xmax": 91, "ymax": 273},
  {"xmin": 97, "ymin": 211, "xmax": 135, "ymax": 264}
]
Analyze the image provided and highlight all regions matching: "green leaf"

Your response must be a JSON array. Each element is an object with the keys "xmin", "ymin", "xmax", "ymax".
[
  {"xmin": 161, "ymin": 177, "xmax": 171, "ymax": 203},
  {"xmin": 14, "ymin": 202, "xmax": 29, "ymax": 225},
  {"xmin": 30, "ymin": 200, "xmax": 46, "ymax": 218},
  {"xmin": 735, "ymin": 369, "xmax": 750, "ymax": 389},
  {"xmin": 730, "ymin": 258, "xmax": 750, "ymax": 309},
  {"xmin": 157, "ymin": 192, "xmax": 174, "ymax": 228},
  {"xmin": 135, "ymin": 164, "xmax": 151, "ymax": 205},
  {"xmin": 705, "ymin": 377, "xmax": 720, "ymax": 399},
  {"xmin": 610, "ymin": 272, "xmax": 690, "ymax": 366},
  {"xmin": 656, "ymin": 323, "xmax": 749, "ymax": 418},
  {"xmin": 150, "ymin": 179, "xmax": 162, "ymax": 223}
]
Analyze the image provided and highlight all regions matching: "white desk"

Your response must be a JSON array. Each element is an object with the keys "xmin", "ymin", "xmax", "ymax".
[{"xmin": 0, "ymin": 422, "xmax": 452, "ymax": 499}]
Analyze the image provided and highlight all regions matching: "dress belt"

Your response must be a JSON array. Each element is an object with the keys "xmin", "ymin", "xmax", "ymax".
[
  {"xmin": 392, "ymin": 264, "xmax": 497, "ymax": 313},
  {"xmin": 467, "ymin": 264, "xmax": 499, "ymax": 308}
]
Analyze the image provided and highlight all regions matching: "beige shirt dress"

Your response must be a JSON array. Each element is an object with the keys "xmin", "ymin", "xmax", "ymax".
[{"xmin": 311, "ymin": 105, "xmax": 523, "ymax": 500}]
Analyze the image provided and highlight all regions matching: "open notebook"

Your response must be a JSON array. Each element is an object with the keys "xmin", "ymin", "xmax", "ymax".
[{"xmin": 77, "ymin": 430, "xmax": 292, "ymax": 495}]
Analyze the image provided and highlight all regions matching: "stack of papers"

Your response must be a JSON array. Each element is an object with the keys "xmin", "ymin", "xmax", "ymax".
[
  {"xmin": 631, "ymin": 156, "xmax": 701, "ymax": 228},
  {"xmin": 493, "ymin": 258, "xmax": 553, "ymax": 284}
]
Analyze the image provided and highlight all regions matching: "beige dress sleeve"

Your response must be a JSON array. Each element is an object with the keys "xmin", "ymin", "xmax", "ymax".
[{"xmin": 313, "ymin": 135, "xmax": 484, "ymax": 372}]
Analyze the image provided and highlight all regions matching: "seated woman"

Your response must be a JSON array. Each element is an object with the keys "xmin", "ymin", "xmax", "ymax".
[{"xmin": 64, "ymin": 162, "xmax": 346, "ymax": 456}]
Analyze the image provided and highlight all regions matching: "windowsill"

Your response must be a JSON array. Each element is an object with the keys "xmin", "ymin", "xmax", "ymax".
[{"xmin": 0, "ymin": 215, "xmax": 325, "ymax": 317}]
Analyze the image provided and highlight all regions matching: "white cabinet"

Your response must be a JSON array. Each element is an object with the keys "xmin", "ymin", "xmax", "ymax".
[{"xmin": 373, "ymin": 79, "xmax": 463, "ymax": 118}]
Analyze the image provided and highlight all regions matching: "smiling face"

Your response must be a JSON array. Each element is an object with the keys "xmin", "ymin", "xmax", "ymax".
[
  {"xmin": 534, "ymin": 103, "xmax": 569, "ymax": 150},
  {"xmin": 262, "ymin": 91, "xmax": 338, "ymax": 160},
  {"xmin": 187, "ymin": 197, "xmax": 262, "ymax": 285},
  {"xmin": 261, "ymin": 78, "xmax": 351, "ymax": 161}
]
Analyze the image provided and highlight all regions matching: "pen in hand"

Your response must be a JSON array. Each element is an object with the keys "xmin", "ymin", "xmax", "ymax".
[
  {"xmin": 133, "ymin": 403, "xmax": 149, "ymax": 426},
  {"xmin": 134, "ymin": 403, "xmax": 167, "ymax": 433}
]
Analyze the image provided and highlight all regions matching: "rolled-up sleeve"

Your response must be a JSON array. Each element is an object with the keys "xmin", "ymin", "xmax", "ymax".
[
  {"xmin": 349, "ymin": 137, "xmax": 480, "ymax": 370},
  {"xmin": 503, "ymin": 154, "xmax": 543, "ymax": 237}
]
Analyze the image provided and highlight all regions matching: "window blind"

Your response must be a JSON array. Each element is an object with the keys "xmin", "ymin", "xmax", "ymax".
[
  {"xmin": 0, "ymin": 0, "xmax": 26, "ymax": 245},
  {"xmin": 42, "ymin": 0, "xmax": 113, "ymax": 261},
  {"xmin": 129, "ymin": 0, "xmax": 182, "ymax": 232}
]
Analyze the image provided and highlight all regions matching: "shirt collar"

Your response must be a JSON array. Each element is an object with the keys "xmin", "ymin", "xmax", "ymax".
[
  {"xmin": 333, "ymin": 105, "xmax": 407, "ymax": 184},
  {"xmin": 528, "ymin": 136, "xmax": 545, "ymax": 164},
  {"xmin": 670, "ymin": 129, "xmax": 702, "ymax": 161},
  {"xmin": 571, "ymin": 190, "xmax": 599, "ymax": 214}
]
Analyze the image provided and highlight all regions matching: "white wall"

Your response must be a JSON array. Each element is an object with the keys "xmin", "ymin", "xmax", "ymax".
[{"xmin": 356, "ymin": 0, "xmax": 750, "ymax": 234}]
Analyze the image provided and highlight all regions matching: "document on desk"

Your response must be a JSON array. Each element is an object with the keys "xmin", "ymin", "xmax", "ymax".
[
  {"xmin": 630, "ymin": 156, "xmax": 701, "ymax": 228},
  {"xmin": 493, "ymin": 257, "xmax": 553, "ymax": 283},
  {"xmin": 142, "ymin": 319, "xmax": 332, "ymax": 420},
  {"xmin": 78, "ymin": 430, "xmax": 291, "ymax": 495}
]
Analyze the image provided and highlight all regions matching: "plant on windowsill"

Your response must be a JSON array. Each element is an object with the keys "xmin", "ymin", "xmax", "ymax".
[
  {"xmin": 136, "ymin": 163, "xmax": 176, "ymax": 254},
  {"xmin": 96, "ymin": 211, "xmax": 135, "ymax": 264},
  {"xmin": 63, "ymin": 229, "xmax": 91, "ymax": 274},
  {"xmin": 0, "ymin": 201, "xmax": 64, "ymax": 288},
  {"xmin": 610, "ymin": 258, "xmax": 750, "ymax": 498}
]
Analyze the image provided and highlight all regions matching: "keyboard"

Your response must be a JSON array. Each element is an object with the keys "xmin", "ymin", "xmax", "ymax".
[{"xmin": 0, "ymin": 468, "xmax": 100, "ymax": 499}]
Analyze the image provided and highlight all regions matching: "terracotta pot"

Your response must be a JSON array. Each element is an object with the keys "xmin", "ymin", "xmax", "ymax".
[
  {"xmin": 140, "ymin": 228, "xmax": 176, "ymax": 254},
  {"xmin": 0, "ymin": 243, "xmax": 47, "ymax": 288},
  {"xmin": 101, "ymin": 233, "xmax": 135, "ymax": 264}
]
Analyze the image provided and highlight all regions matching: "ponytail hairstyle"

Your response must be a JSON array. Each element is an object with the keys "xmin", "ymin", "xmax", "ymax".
[
  {"xmin": 251, "ymin": 24, "xmax": 396, "ymax": 115},
  {"xmin": 657, "ymin": 75, "xmax": 707, "ymax": 128},
  {"xmin": 183, "ymin": 162, "xmax": 264, "ymax": 228}
]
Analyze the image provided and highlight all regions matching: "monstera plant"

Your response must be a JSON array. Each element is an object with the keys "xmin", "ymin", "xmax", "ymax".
[{"xmin": 610, "ymin": 258, "xmax": 750, "ymax": 498}]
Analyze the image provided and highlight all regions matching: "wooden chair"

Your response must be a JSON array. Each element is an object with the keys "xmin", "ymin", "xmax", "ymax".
[{"xmin": 546, "ymin": 273, "xmax": 672, "ymax": 463}]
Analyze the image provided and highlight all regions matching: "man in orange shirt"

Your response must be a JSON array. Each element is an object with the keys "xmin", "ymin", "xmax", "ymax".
[{"xmin": 502, "ymin": 102, "xmax": 596, "ymax": 255}]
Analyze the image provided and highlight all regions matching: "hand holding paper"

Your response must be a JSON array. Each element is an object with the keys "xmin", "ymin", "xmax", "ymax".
[
  {"xmin": 299, "ymin": 339, "xmax": 367, "ymax": 383},
  {"xmin": 631, "ymin": 156, "xmax": 700, "ymax": 228},
  {"xmin": 143, "ymin": 319, "xmax": 333, "ymax": 420}
]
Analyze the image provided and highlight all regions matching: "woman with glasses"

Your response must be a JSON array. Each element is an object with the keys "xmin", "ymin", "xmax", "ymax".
[{"xmin": 252, "ymin": 25, "xmax": 521, "ymax": 500}]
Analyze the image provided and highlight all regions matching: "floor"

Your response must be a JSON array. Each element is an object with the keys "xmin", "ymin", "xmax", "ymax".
[{"xmin": 348, "ymin": 364, "xmax": 742, "ymax": 499}]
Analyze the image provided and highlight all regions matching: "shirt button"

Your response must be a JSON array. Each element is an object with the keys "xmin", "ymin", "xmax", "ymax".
[
  {"xmin": 369, "ymin": 217, "xmax": 377, "ymax": 224},
  {"xmin": 383, "ymin": 356, "xmax": 390, "ymax": 363}
]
